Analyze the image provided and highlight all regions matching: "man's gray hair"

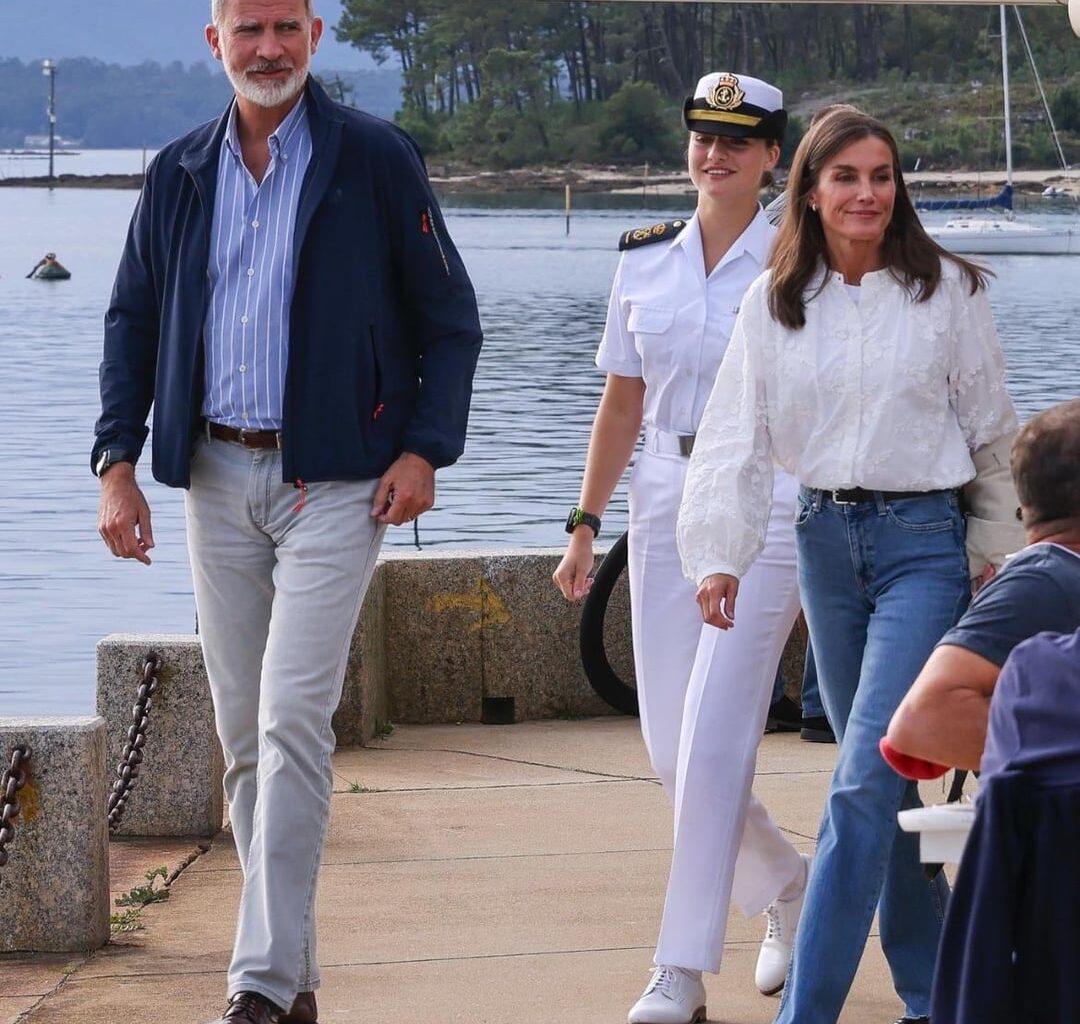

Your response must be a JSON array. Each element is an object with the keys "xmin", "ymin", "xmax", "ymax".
[{"xmin": 211, "ymin": 0, "xmax": 315, "ymax": 25}]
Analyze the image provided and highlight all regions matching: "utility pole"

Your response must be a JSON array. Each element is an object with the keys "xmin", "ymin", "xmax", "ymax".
[{"xmin": 42, "ymin": 59, "xmax": 57, "ymax": 183}]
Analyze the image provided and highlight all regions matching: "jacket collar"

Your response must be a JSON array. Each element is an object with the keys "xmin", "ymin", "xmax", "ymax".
[{"xmin": 178, "ymin": 76, "xmax": 343, "ymax": 205}]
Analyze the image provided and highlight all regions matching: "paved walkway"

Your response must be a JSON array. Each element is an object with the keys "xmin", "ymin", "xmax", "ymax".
[{"xmin": 3, "ymin": 719, "xmax": 930, "ymax": 1023}]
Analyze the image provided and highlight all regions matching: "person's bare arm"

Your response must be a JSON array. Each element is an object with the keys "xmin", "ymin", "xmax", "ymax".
[
  {"xmin": 552, "ymin": 373, "xmax": 644, "ymax": 601},
  {"xmin": 886, "ymin": 644, "xmax": 1000, "ymax": 770}
]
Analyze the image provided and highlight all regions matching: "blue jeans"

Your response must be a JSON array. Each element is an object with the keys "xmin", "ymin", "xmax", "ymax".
[
  {"xmin": 801, "ymin": 642, "xmax": 824, "ymax": 718},
  {"xmin": 775, "ymin": 488, "xmax": 970, "ymax": 1024}
]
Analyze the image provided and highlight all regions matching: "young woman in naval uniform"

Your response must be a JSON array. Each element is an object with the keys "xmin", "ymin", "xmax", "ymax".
[{"xmin": 553, "ymin": 73, "xmax": 809, "ymax": 1024}]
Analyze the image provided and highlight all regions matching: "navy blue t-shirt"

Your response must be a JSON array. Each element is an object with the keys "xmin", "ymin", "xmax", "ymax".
[
  {"xmin": 981, "ymin": 629, "xmax": 1080, "ymax": 784},
  {"xmin": 938, "ymin": 543, "xmax": 1080, "ymax": 666}
]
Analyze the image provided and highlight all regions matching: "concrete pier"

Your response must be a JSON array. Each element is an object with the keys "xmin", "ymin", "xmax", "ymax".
[{"xmin": 0, "ymin": 723, "xmax": 942, "ymax": 1024}]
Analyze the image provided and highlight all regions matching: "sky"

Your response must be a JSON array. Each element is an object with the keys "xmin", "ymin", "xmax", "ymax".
[{"xmin": 1, "ymin": 0, "xmax": 376, "ymax": 70}]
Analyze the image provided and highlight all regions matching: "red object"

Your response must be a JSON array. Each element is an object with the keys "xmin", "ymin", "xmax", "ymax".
[
  {"xmin": 879, "ymin": 736, "xmax": 949, "ymax": 780},
  {"xmin": 292, "ymin": 480, "xmax": 308, "ymax": 513},
  {"xmin": 420, "ymin": 211, "xmax": 430, "ymax": 234},
  {"xmin": 372, "ymin": 402, "xmax": 385, "ymax": 420}
]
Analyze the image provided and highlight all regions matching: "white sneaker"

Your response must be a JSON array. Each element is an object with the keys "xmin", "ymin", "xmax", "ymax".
[
  {"xmin": 754, "ymin": 853, "xmax": 811, "ymax": 996},
  {"xmin": 627, "ymin": 965, "xmax": 706, "ymax": 1024}
]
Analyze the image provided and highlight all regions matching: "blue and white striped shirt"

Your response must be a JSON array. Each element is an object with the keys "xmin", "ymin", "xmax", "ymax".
[{"xmin": 202, "ymin": 96, "xmax": 312, "ymax": 429}]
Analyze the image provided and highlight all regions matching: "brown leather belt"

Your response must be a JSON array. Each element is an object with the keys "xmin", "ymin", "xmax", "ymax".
[{"xmin": 206, "ymin": 421, "xmax": 282, "ymax": 449}]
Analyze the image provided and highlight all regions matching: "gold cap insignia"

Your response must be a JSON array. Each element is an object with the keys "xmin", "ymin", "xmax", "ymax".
[{"xmin": 706, "ymin": 74, "xmax": 745, "ymax": 111}]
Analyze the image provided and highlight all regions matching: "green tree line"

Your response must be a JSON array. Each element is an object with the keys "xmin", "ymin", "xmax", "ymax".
[{"xmin": 335, "ymin": 1, "xmax": 1080, "ymax": 169}]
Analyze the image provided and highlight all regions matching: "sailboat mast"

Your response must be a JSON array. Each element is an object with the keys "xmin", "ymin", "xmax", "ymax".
[{"xmin": 1000, "ymin": 4, "xmax": 1013, "ymax": 188}]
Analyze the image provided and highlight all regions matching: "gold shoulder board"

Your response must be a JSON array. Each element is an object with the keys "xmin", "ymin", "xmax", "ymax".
[{"xmin": 618, "ymin": 219, "xmax": 687, "ymax": 251}]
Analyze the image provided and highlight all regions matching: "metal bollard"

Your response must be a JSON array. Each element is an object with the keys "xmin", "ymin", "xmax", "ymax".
[
  {"xmin": 97, "ymin": 635, "xmax": 224, "ymax": 837},
  {"xmin": 0, "ymin": 717, "xmax": 110, "ymax": 953}
]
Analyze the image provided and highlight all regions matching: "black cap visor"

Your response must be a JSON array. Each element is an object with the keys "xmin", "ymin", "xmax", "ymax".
[{"xmin": 683, "ymin": 97, "xmax": 787, "ymax": 142}]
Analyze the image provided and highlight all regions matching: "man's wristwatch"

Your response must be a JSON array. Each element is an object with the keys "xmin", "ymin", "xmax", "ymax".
[
  {"xmin": 94, "ymin": 448, "xmax": 133, "ymax": 479},
  {"xmin": 565, "ymin": 507, "xmax": 601, "ymax": 538}
]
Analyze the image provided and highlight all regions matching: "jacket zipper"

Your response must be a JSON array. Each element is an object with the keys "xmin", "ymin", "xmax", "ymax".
[{"xmin": 370, "ymin": 325, "xmax": 384, "ymax": 419}]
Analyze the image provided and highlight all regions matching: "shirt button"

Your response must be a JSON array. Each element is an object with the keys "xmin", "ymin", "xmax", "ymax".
[
  {"xmin": 240, "ymin": 315, "xmax": 249, "ymax": 324},
  {"xmin": 252, "ymin": 219, "xmax": 260, "ymax": 228},
  {"xmin": 239, "ymin": 364, "xmax": 247, "ymax": 373},
  {"xmin": 247, "ymin": 268, "xmax": 255, "ymax": 277}
]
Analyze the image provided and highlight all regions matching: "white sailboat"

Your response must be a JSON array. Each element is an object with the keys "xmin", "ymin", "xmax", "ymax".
[{"xmin": 923, "ymin": 6, "xmax": 1080, "ymax": 256}]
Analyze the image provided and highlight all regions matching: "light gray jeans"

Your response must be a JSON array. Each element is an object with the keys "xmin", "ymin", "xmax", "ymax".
[{"xmin": 185, "ymin": 436, "xmax": 385, "ymax": 1010}]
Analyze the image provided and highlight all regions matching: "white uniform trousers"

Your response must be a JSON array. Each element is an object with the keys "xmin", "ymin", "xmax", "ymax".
[
  {"xmin": 627, "ymin": 446, "xmax": 803, "ymax": 973},
  {"xmin": 185, "ymin": 436, "xmax": 386, "ymax": 1010}
]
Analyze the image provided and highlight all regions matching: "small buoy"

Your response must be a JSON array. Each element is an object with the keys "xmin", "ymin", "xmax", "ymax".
[{"xmin": 28, "ymin": 252, "xmax": 71, "ymax": 280}]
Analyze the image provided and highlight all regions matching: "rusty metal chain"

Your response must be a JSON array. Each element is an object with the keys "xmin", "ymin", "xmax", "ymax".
[
  {"xmin": 107, "ymin": 653, "xmax": 161, "ymax": 834},
  {"xmin": 0, "ymin": 745, "xmax": 32, "ymax": 874}
]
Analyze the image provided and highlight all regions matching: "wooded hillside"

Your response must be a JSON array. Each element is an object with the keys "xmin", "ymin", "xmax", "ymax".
[{"xmin": 336, "ymin": 1, "xmax": 1080, "ymax": 169}]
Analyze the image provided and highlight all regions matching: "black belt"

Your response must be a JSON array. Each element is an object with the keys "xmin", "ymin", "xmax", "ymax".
[
  {"xmin": 821, "ymin": 487, "xmax": 950, "ymax": 506},
  {"xmin": 206, "ymin": 421, "xmax": 282, "ymax": 449}
]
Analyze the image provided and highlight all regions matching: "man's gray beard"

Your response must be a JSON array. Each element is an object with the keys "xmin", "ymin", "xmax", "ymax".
[{"xmin": 226, "ymin": 64, "xmax": 307, "ymax": 108}]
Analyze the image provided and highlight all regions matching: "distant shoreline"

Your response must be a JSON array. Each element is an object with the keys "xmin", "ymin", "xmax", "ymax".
[{"xmin": 3, "ymin": 166, "xmax": 1078, "ymax": 196}]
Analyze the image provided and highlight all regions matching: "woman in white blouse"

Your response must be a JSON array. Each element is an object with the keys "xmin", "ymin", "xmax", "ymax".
[
  {"xmin": 677, "ymin": 108, "xmax": 1017, "ymax": 1024},
  {"xmin": 554, "ymin": 73, "xmax": 810, "ymax": 1024}
]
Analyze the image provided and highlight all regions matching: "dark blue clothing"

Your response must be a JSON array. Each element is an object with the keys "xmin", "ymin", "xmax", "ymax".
[
  {"xmin": 938, "ymin": 543, "xmax": 1080, "ymax": 666},
  {"xmin": 932, "ymin": 632, "xmax": 1080, "ymax": 1023},
  {"xmin": 93, "ymin": 78, "xmax": 483, "ymax": 487},
  {"xmin": 931, "ymin": 770, "xmax": 1080, "ymax": 1024},
  {"xmin": 981, "ymin": 629, "xmax": 1080, "ymax": 786}
]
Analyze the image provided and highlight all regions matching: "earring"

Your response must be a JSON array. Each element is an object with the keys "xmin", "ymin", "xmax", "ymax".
[{"xmin": 809, "ymin": 202, "xmax": 818, "ymax": 212}]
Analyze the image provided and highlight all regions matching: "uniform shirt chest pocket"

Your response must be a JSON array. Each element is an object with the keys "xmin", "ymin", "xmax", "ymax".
[{"xmin": 627, "ymin": 305, "xmax": 679, "ymax": 366}]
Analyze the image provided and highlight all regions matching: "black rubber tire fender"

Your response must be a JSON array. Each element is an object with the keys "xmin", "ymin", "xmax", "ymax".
[{"xmin": 579, "ymin": 530, "xmax": 638, "ymax": 716}]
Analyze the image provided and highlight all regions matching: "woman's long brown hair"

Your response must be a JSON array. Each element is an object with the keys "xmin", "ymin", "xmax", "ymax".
[{"xmin": 769, "ymin": 108, "xmax": 988, "ymax": 329}]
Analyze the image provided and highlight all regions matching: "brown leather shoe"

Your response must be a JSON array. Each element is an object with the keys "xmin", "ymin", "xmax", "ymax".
[
  {"xmin": 280, "ymin": 992, "xmax": 317, "ymax": 1024},
  {"xmin": 207, "ymin": 992, "xmax": 284, "ymax": 1023}
]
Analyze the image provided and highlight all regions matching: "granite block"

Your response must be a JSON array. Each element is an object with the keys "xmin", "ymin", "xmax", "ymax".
[
  {"xmin": 0, "ymin": 718, "xmax": 109, "ymax": 952},
  {"xmin": 335, "ymin": 562, "xmax": 389, "ymax": 746},
  {"xmin": 480, "ymin": 550, "xmax": 618, "ymax": 721},
  {"xmin": 96, "ymin": 636, "xmax": 223, "ymax": 837},
  {"xmin": 381, "ymin": 553, "xmax": 484, "ymax": 724}
]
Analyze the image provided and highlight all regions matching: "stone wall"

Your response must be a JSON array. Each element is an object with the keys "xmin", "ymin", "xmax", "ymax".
[{"xmin": 97, "ymin": 547, "xmax": 806, "ymax": 752}]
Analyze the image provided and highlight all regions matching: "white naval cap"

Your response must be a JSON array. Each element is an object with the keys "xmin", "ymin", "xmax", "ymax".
[{"xmin": 682, "ymin": 72, "xmax": 788, "ymax": 141}]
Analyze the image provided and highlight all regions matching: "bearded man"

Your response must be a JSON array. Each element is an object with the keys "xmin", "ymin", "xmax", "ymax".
[{"xmin": 92, "ymin": 2, "xmax": 483, "ymax": 1021}]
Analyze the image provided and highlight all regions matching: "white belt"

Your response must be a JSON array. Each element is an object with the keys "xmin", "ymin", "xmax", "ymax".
[{"xmin": 644, "ymin": 427, "xmax": 695, "ymax": 457}]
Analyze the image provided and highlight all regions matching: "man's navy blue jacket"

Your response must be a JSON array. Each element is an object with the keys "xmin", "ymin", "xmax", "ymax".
[{"xmin": 93, "ymin": 78, "xmax": 483, "ymax": 488}]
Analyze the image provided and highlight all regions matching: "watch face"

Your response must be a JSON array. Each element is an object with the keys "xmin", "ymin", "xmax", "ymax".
[
  {"xmin": 96, "ymin": 449, "xmax": 129, "ymax": 477},
  {"xmin": 565, "ymin": 507, "xmax": 599, "ymax": 535}
]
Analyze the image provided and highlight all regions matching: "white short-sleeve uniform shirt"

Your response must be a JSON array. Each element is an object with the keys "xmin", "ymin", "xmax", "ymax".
[{"xmin": 595, "ymin": 208, "xmax": 774, "ymax": 436}]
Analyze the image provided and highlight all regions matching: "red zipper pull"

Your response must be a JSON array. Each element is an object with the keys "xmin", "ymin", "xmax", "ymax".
[{"xmin": 292, "ymin": 479, "xmax": 308, "ymax": 513}]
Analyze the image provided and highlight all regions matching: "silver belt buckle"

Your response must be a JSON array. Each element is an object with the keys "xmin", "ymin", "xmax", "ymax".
[
  {"xmin": 678, "ymin": 434, "xmax": 696, "ymax": 457},
  {"xmin": 831, "ymin": 489, "xmax": 856, "ymax": 506}
]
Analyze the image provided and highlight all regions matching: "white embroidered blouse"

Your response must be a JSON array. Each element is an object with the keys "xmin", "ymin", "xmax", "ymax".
[{"xmin": 676, "ymin": 261, "xmax": 1018, "ymax": 584}]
